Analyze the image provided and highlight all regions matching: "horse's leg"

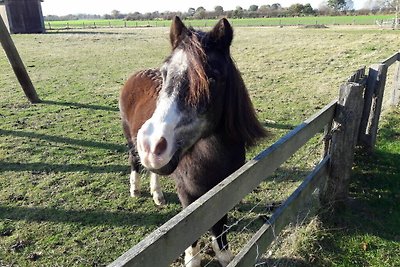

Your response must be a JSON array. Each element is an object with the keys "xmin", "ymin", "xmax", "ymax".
[
  {"xmin": 128, "ymin": 142, "xmax": 141, "ymax": 197},
  {"xmin": 184, "ymin": 241, "xmax": 201, "ymax": 267},
  {"xmin": 150, "ymin": 172, "xmax": 165, "ymax": 206},
  {"xmin": 175, "ymin": 186, "xmax": 202, "ymax": 267},
  {"xmin": 121, "ymin": 119, "xmax": 141, "ymax": 198},
  {"xmin": 210, "ymin": 215, "xmax": 234, "ymax": 267}
]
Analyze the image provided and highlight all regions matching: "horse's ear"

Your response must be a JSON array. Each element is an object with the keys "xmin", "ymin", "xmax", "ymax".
[
  {"xmin": 210, "ymin": 18, "xmax": 233, "ymax": 50},
  {"xmin": 170, "ymin": 16, "xmax": 188, "ymax": 49}
]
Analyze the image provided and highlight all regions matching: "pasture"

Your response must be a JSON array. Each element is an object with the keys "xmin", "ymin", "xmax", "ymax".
[
  {"xmin": 44, "ymin": 14, "xmax": 398, "ymax": 29},
  {"xmin": 1, "ymin": 25, "xmax": 400, "ymax": 266}
]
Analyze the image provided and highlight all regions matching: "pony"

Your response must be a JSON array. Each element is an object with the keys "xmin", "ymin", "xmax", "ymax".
[{"xmin": 119, "ymin": 17, "xmax": 266, "ymax": 267}]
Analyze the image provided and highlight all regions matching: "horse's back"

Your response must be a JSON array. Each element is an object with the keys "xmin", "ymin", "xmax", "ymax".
[{"xmin": 119, "ymin": 69, "xmax": 161, "ymax": 138}]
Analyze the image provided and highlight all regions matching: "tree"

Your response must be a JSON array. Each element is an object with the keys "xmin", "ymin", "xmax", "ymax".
[
  {"xmin": 345, "ymin": 0, "xmax": 354, "ymax": 10},
  {"xmin": 214, "ymin": 5, "xmax": 224, "ymax": 15},
  {"xmin": 111, "ymin": 10, "xmax": 121, "ymax": 19},
  {"xmin": 194, "ymin": 7, "xmax": 206, "ymax": 19},
  {"xmin": 376, "ymin": 0, "xmax": 399, "ymax": 11},
  {"xmin": 249, "ymin": 5, "xmax": 259, "ymax": 12},
  {"xmin": 233, "ymin": 6, "xmax": 244, "ymax": 18},
  {"xmin": 271, "ymin": 3, "xmax": 282, "ymax": 10},
  {"xmin": 258, "ymin": 5, "xmax": 270, "ymax": 13},
  {"xmin": 327, "ymin": 0, "xmax": 347, "ymax": 11},
  {"xmin": 303, "ymin": 3, "xmax": 315, "ymax": 14},
  {"xmin": 288, "ymin": 3, "xmax": 305, "ymax": 16},
  {"xmin": 188, "ymin": 7, "xmax": 195, "ymax": 16}
]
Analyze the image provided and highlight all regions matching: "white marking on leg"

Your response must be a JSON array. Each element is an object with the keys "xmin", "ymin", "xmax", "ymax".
[
  {"xmin": 184, "ymin": 243, "xmax": 201, "ymax": 267},
  {"xmin": 129, "ymin": 170, "xmax": 141, "ymax": 197},
  {"xmin": 211, "ymin": 236, "xmax": 234, "ymax": 267},
  {"xmin": 150, "ymin": 172, "xmax": 165, "ymax": 206}
]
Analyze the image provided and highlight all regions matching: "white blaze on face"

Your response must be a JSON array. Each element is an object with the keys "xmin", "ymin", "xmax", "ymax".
[{"xmin": 137, "ymin": 49, "xmax": 189, "ymax": 170}]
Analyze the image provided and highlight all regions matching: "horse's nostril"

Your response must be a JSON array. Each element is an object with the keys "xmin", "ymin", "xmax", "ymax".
[{"xmin": 154, "ymin": 137, "xmax": 168, "ymax": 156}]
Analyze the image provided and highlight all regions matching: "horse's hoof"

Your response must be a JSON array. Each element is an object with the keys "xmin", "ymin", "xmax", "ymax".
[
  {"xmin": 216, "ymin": 249, "xmax": 233, "ymax": 267},
  {"xmin": 184, "ymin": 246, "xmax": 201, "ymax": 267},
  {"xmin": 184, "ymin": 260, "xmax": 201, "ymax": 267},
  {"xmin": 130, "ymin": 189, "xmax": 141, "ymax": 198},
  {"xmin": 211, "ymin": 239, "xmax": 234, "ymax": 267},
  {"xmin": 152, "ymin": 192, "xmax": 166, "ymax": 206}
]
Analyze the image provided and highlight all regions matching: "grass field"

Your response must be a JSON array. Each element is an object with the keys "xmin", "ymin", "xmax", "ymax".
[
  {"xmin": 316, "ymin": 109, "xmax": 400, "ymax": 266},
  {"xmin": 264, "ymin": 108, "xmax": 400, "ymax": 266},
  {"xmin": 1, "ymin": 25, "xmax": 400, "ymax": 266},
  {"xmin": 44, "ymin": 14, "xmax": 398, "ymax": 29}
]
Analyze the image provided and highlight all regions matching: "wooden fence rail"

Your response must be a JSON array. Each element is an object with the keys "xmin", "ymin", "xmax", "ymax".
[
  {"xmin": 359, "ymin": 52, "xmax": 400, "ymax": 151},
  {"xmin": 109, "ymin": 52, "xmax": 400, "ymax": 267}
]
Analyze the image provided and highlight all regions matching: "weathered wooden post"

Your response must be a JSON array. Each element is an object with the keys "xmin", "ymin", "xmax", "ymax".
[
  {"xmin": 358, "ymin": 63, "xmax": 388, "ymax": 151},
  {"xmin": 321, "ymin": 81, "xmax": 365, "ymax": 209},
  {"xmin": 0, "ymin": 15, "xmax": 40, "ymax": 103},
  {"xmin": 391, "ymin": 57, "xmax": 400, "ymax": 106}
]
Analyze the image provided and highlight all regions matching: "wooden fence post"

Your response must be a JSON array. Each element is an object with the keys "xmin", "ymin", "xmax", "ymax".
[
  {"xmin": 391, "ymin": 59, "xmax": 400, "ymax": 106},
  {"xmin": 358, "ymin": 63, "xmax": 388, "ymax": 151},
  {"xmin": 0, "ymin": 16, "xmax": 40, "ymax": 103},
  {"xmin": 321, "ymin": 82, "xmax": 364, "ymax": 209}
]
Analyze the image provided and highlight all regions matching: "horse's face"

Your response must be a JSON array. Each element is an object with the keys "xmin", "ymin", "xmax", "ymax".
[{"xmin": 137, "ymin": 17, "xmax": 233, "ymax": 175}]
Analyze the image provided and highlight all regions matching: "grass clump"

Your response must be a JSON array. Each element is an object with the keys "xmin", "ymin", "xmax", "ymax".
[{"xmin": 261, "ymin": 217, "xmax": 330, "ymax": 266}]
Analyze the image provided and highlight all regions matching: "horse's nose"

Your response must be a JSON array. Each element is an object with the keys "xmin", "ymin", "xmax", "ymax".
[{"xmin": 153, "ymin": 137, "xmax": 168, "ymax": 156}]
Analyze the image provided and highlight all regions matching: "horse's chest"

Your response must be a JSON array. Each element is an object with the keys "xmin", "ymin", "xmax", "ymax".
[{"xmin": 171, "ymin": 136, "xmax": 245, "ymax": 197}]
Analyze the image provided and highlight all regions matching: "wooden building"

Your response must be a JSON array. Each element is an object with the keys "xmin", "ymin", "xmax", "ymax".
[{"xmin": 0, "ymin": 0, "xmax": 45, "ymax": 33}]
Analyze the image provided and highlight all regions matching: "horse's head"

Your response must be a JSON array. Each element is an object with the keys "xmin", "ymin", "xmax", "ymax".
[{"xmin": 137, "ymin": 16, "xmax": 234, "ymax": 175}]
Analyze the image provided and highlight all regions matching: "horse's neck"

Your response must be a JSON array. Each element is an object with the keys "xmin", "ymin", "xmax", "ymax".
[{"xmin": 179, "ymin": 132, "xmax": 245, "ymax": 172}]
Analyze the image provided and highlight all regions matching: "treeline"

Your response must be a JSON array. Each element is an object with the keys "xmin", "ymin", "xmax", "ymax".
[{"xmin": 44, "ymin": 1, "xmax": 399, "ymax": 21}]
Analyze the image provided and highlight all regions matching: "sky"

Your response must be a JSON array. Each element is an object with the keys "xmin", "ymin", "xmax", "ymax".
[{"xmin": 41, "ymin": 0, "xmax": 367, "ymax": 16}]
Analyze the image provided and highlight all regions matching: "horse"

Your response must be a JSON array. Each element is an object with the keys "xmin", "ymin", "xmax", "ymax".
[{"xmin": 119, "ymin": 16, "xmax": 266, "ymax": 267}]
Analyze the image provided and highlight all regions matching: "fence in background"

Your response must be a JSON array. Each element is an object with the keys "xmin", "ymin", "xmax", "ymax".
[{"xmin": 44, "ymin": 16, "xmax": 398, "ymax": 30}]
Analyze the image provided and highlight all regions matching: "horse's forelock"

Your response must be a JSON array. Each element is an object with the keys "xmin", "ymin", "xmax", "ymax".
[{"xmin": 182, "ymin": 32, "xmax": 209, "ymax": 107}]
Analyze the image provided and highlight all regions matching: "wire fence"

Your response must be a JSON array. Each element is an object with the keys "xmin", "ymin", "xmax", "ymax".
[
  {"xmin": 181, "ymin": 132, "xmax": 328, "ymax": 266},
  {"xmin": 44, "ymin": 16, "xmax": 397, "ymax": 31}
]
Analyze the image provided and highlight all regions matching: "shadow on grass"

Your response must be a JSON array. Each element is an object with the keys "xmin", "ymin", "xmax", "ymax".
[
  {"xmin": 345, "ymin": 149, "xmax": 400, "ymax": 241},
  {"xmin": 41, "ymin": 100, "xmax": 119, "ymax": 112},
  {"xmin": 0, "ymin": 161, "xmax": 127, "ymax": 174},
  {"xmin": 0, "ymin": 203, "xmax": 177, "ymax": 227},
  {"xmin": 0, "ymin": 129, "xmax": 125, "ymax": 152},
  {"xmin": 318, "ymin": 148, "xmax": 400, "ymax": 264},
  {"xmin": 264, "ymin": 121, "xmax": 296, "ymax": 131},
  {"xmin": 45, "ymin": 31, "xmax": 138, "ymax": 36},
  {"xmin": 255, "ymin": 257, "xmax": 308, "ymax": 267}
]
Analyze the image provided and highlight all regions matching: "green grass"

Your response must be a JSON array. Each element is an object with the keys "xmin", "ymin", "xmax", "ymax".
[
  {"xmin": 259, "ymin": 109, "xmax": 400, "ymax": 267},
  {"xmin": 44, "ymin": 14, "xmax": 398, "ymax": 29},
  {"xmin": 314, "ymin": 109, "xmax": 400, "ymax": 266},
  {"xmin": 1, "ymin": 26, "xmax": 400, "ymax": 266}
]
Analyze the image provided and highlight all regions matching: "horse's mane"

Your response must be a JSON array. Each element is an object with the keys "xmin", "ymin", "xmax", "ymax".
[
  {"xmin": 180, "ymin": 28, "xmax": 266, "ymax": 146},
  {"xmin": 223, "ymin": 58, "xmax": 267, "ymax": 146}
]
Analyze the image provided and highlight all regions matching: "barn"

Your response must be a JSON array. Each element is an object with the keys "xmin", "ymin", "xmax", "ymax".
[{"xmin": 0, "ymin": 0, "xmax": 45, "ymax": 33}]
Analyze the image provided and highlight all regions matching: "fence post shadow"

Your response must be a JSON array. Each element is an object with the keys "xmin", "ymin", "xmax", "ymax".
[{"xmin": 41, "ymin": 99, "xmax": 119, "ymax": 112}]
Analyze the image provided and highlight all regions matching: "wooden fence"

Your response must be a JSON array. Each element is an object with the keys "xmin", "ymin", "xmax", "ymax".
[{"xmin": 109, "ymin": 52, "xmax": 400, "ymax": 267}]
